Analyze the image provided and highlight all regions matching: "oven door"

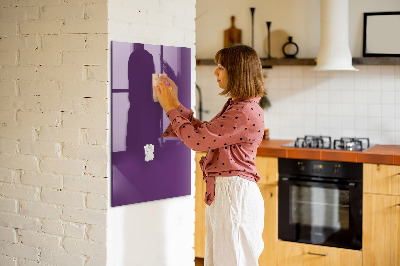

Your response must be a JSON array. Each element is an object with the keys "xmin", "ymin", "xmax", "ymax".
[{"xmin": 278, "ymin": 176, "xmax": 362, "ymax": 250}]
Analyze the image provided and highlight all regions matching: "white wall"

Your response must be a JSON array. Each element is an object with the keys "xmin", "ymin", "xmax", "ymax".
[
  {"xmin": 107, "ymin": 1, "xmax": 197, "ymax": 266},
  {"xmin": 196, "ymin": 0, "xmax": 400, "ymax": 145},
  {"xmin": 196, "ymin": 0, "xmax": 400, "ymax": 58}
]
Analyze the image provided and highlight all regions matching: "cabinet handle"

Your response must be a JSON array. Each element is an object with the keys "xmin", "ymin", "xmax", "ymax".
[{"xmin": 307, "ymin": 252, "xmax": 328, "ymax": 256}]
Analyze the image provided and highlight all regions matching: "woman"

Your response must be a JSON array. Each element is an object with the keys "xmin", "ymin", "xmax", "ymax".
[{"xmin": 154, "ymin": 44, "xmax": 266, "ymax": 266}]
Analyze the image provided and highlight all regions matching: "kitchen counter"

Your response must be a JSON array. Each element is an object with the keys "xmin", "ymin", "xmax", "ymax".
[{"xmin": 256, "ymin": 139, "xmax": 400, "ymax": 165}]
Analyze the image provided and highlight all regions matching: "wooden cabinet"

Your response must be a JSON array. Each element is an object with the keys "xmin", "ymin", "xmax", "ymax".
[
  {"xmin": 363, "ymin": 163, "xmax": 400, "ymax": 266},
  {"xmin": 276, "ymin": 241, "xmax": 362, "ymax": 266},
  {"xmin": 258, "ymin": 184, "xmax": 278, "ymax": 266},
  {"xmin": 194, "ymin": 154, "xmax": 279, "ymax": 264},
  {"xmin": 194, "ymin": 152, "xmax": 207, "ymax": 258},
  {"xmin": 364, "ymin": 163, "xmax": 400, "ymax": 196}
]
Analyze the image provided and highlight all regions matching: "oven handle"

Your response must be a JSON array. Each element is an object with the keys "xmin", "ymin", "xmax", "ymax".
[{"xmin": 280, "ymin": 177, "xmax": 357, "ymax": 189}]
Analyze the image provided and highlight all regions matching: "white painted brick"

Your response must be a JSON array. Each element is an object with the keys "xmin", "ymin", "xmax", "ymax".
[
  {"xmin": 0, "ymin": 154, "xmax": 39, "ymax": 171},
  {"xmin": 0, "ymin": 36, "xmax": 40, "ymax": 52},
  {"xmin": 83, "ymin": 98, "xmax": 108, "ymax": 114},
  {"xmin": 42, "ymin": 34, "xmax": 85, "ymax": 51},
  {"xmin": 85, "ymin": 4, "xmax": 108, "ymax": 20},
  {"xmin": 37, "ymin": 66, "xmax": 84, "ymax": 82},
  {"xmin": 0, "ymin": 110, "xmax": 16, "ymax": 125},
  {"xmin": 19, "ymin": 230, "xmax": 61, "ymax": 251},
  {"xmin": 62, "ymin": 113, "xmax": 107, "ymax": 129},
  {"xmin": 6, "ymin": 0, "xmax": 62, "ymax": 6},
  {"xmin": 38, "ymin": 96, "xmax": 84, "ymax": 113},
  {"xmin": 0, "ymin": 7, "xmax": 39, "ymax": 22},
  {"xmin": 62, "ymin": 19, "xmax": 107, "ymax": 34},
  {"xmin": 6, "ymin": 96, "xmax": 40, "ymax": 112},
  {"xmin": 19, "ymin": 140, "xmax": 58, "ymax": 157},
  {"xmin": 41, "ymin": 188, "xmax": 85, "ymax": 208},
  {"xmin": 0, "ymin": 66, "xmax": 36, "ymax": 81},
  {"xmin": 87, "ymin": 225, "xmax": 105, "ymax": 243},
  {"xmin": 0, "ymin": 196, "xmax": 17, "ymax": 213},
  {"xmin": 19, "ymin": 51, "xmax": 61, "ymax": 66},
  {"xmin": 63, "ymin": 144, "xmax": 107, "ymax": 161},
  {"xmin": 64, "ymin": 175, "xmax": 107, "ymax": 194},
  {"xmin": 63, "ymin": 50, "xmax": 107, "ymax": 65},
  {"xmin": 0, "ymin": 125, "xmax": 34, "ymax": 141},
  {"xmin": 18, "ymin": 80, "xmax": 61, "ymax": 97},
  {"xmin": 41, "ymin": 4, "xmax": 84, "ymax": 20},
  {"xmin": 0, "ymin": 241, "xmax": 39, "ymax": 260},
  {"xmin": 0, "ymin": 81, "xmax": 16, "ymax": 96},
  {"xmin": 0, "ymin": 168, "xmax": 15, "ymax": 183},
  {"xmin": 38, "ymin": 127, "xmax": 80, "ymax": 144},
  {"xmin": 84, "ymin": 160, "xmax": 107, "ymax": 177},
  {"xmin": 0, "ymin": 226, "xmax": 17, "ymax": 243},
  {"xmin": 85, "ymin": 34, "xmax": 108, "ymax": 51},
  {"xmin": 21, "ymin": 171, "xmax": 62, "ymax": 189},
  {"xmin": 0, "ymin": 52, "xmax": 17, "ymax": 65},
  {"xmin": 0, "ymin": 138, "xmax": 18, "ymax": 154},
  {"xmin": 18, "ymin": 259, "xmax": 41, "ymax": 266},
  {"xmin": 63, "ymin": 237, "xmax": 106, "ymax": 257},
  {"xmin": 20, "ymin": 21, "xmax": 61, "ymax": 35},
  {"xmin": 0, "ymin": 212, "xmax": 41, "ymax": 231},
  {"xmin": 20, "ymin": 200, "xmax": 61, "ymax": 219},
  {"xmin": 85, "ymin": 129, "xmax": 107, "ymax": 145},
  {"xmin": 40, "ymin": 157, "xmax": 84, "ymax": 176},
  {"xmin": 41, "ymin": 219, "xmax": 64, "ymax": 236},
  {"xmin": 86, "ymin": 254, "xmax": 106, "ymax": 266},
  {"xmin": 40, "ymin": 249, "xmax": 85, "ymax": 266},
  {"xmin": 64, "ymin": 222, "xmax": 85, "ymax": 239},
  {"xmin": 0, "ymin": 183, "xmax": 39, "ymax": 201},
  {"xmin": 85, "ymin": 65, "xmax": 107, "ymax": 81},
  {"xmin": 61, "ymin": 81, "xmax": 107, "ymax": 98},
  {"xmin": 16, "ymin": 111, "xmax": 61, "ymax": 127},
  {"xmin": 0, "ymin": 255, "xmax": 16, "ymax": 266},
  {"xmin": 86, "ymin": 193, "xmax": 107, "ymax": 210},
  {"xmin": 61, "ymin": 207, "xmax": 106, "ymax": 226}
]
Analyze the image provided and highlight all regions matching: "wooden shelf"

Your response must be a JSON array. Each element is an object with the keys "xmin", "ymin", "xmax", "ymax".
[{"xmin": 196, "ymin": 57, "xmax": 400, "ymax": 67}]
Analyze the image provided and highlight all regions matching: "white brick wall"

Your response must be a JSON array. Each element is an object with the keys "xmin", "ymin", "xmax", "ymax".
[{"xmin": 0, "ymin": 0, "xmax": 108, "ymax": 265}]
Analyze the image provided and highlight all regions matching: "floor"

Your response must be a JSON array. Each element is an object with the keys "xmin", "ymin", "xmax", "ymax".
[{"xmin": 195, "ymin": 257, "xmax": 204, "ymax": 266}]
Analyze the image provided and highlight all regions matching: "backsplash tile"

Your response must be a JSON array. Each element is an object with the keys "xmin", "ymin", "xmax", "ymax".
[{"xmin": 196, "ymin": 65, "xmax": 400, "ymax": 145}]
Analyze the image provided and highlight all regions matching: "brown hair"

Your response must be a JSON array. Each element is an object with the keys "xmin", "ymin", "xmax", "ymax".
[{"xmin": 214, "ymin": 44, "xmax": 266, "ymax": 99}]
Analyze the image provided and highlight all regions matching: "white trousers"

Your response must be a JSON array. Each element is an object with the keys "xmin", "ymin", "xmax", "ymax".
[{"xmin": 205, "ymin": 176, "xmax": 265, "ymax": 266}]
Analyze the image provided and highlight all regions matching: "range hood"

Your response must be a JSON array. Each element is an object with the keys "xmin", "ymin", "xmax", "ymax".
[{"xmin": 314, "ymin": 0, "xmax": 358, "ymax": 71}]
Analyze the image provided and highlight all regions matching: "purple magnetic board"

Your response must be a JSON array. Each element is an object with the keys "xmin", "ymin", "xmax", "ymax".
[{"xmin": 111, "ymin": 41, "xmax": 191, "ymax": 207}]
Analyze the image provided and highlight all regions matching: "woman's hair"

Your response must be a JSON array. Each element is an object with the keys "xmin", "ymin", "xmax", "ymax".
[{"xmin": 214, "ymin": 44, "xmax": 267, "ymax": 99}]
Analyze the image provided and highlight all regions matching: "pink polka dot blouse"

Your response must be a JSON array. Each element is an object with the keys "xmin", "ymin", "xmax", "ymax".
[{"xmin": 163, "ymin": 97, "xmax": 265, "ymax": 205}]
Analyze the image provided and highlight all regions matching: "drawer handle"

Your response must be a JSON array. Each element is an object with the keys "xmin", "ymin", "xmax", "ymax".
[{"xmin": 307, "ymin": 252, "xmax": 328, "ymax": 256}]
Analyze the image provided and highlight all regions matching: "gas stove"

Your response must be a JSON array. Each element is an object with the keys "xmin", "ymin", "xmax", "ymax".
[{"xmin": 283, "ymin": 135, "xmax": 373, "ymax": 151}]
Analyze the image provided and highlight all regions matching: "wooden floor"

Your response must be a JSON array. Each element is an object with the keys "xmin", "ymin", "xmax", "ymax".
[{"xmin": 195, "ymin": 257, "xmax": 204, "ymax": 266}]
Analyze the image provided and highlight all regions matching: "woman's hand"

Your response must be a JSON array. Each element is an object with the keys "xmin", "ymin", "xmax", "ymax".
[
  {"xmin": 161, "ymin": 76, "xmax": 180, "ymax": 108},
  {"xmin": 153, "ymin": 77, "xmax": 175, "ymax": 114}
]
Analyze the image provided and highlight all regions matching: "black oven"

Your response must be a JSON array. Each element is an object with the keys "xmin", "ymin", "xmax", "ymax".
[{"xmin": 278, "ymin": 158, "xmax": 363, "ymax": 250}]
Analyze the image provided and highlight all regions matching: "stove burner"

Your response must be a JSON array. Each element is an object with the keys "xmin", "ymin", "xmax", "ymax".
[
  {"xmin": 333, "ymin": 137, "xmax": 370, "ymax": 151},
  {"xmin": 295, "ymin": 135, "xmax": 332, "ymax": 149}
]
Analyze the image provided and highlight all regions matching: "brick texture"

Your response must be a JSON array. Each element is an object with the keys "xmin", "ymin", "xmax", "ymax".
[{"xmin": 0, "ymin": 1, "xmax": 108, "ymax": 264}]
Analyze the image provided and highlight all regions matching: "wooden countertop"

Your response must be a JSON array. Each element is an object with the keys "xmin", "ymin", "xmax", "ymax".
[{"xmin": 256, "ymin": 139, "xmax": 400, "ymax": 165}]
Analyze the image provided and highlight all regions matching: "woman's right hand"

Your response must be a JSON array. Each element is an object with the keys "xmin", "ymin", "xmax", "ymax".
[{"xmin": 161, "ymin": 76, "xmax": 180, "ymax": 108}]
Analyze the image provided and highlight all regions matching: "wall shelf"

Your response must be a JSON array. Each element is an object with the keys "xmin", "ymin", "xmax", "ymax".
[{"xmin": 196, "ymin": 57, "xmax": 400, "ymax": 67}]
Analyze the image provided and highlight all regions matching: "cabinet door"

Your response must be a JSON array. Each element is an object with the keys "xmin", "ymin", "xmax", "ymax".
[
  {"xmin": 364, "ymin": 164, "xmax": 400, "ymax": 196},
  {"xmin": 259, "ymin": 185, "xmax": 278, "ymax": 266},
  {"xmin": 255, "ymin": 156, "xmax": 278, "ymax": 186},
  {"xmin": 363, "ymin": 193, "xmax": 400, "ymax": 266},
  {"xmin": 277, "ymin": 241, "xmax": 362, "ymax": 266},
  {"xmin": 195, "ymin": 152, "xmax": 207, "ymax": 258}
]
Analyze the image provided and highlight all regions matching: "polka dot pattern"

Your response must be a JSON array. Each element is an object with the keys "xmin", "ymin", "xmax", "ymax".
[{"xmin": 163, "ymin": 97, "xmax": 265, "ymax": 206}]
